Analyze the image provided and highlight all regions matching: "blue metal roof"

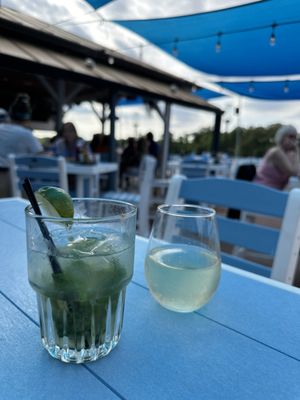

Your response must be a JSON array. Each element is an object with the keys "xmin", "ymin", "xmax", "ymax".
[{"xmin": 115, "ymin": 0, "xmax": 300, "ymax": 77}]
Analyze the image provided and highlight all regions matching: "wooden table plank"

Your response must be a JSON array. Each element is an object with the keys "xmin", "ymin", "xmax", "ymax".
[
  {"xmin": 86, "ymin": 282, "xmax": 300, "ymax": 400},
  {"xmin": 1, "ymin": 199, "xmax": 300, "ymax": 400},
  {"xmin": 0, "ymin": 295, "xmax": 121, "ymax": 400},
  {"xmin": 133, "ymin": 237, "xmax": 300, "ymax": 360}
]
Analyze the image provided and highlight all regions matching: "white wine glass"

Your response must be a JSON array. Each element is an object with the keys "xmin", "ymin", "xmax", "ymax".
[{"xmin": 145, "ymin": 204, "xmax": 221, "ymax": 313}]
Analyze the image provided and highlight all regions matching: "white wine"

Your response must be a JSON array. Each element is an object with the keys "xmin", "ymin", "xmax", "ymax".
[{"xmin": 145, "ymin": 244, "xmax": 221, "ymax": 312}]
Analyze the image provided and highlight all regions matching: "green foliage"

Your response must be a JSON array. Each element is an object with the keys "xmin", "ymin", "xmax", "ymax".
[{"xmin": 169, "ymin": 124, "xmax": 282, "ymax": 157}]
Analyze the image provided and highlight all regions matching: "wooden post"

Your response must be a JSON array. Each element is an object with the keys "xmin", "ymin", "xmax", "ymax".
[
  {"xmin": 108, "ymin": 93, "xmax": 117, "ymax": 189},
  {"xmin": 101, "ymin": 103, "xmax": 106, "ymax": 135},
  {"xmin": 211, "ymin": 112, "xmax": 222, "ymax": 157},
  {"xmin": 148, "ymin": 100, "xmax": 172, "ymax": 179},
  {"xmin": 55, "ymin": 80, "xmax": 65, "ymax": 132},
  {"xmin": 109, "ymin": 94, "xmax": 117, "ymax": 162},
  {"xmin": 160, "ymin": 102, "xmax": 171, "ymax": 178},
  {"xmin": 37, "ymin": 76, "xmax": 65, "ymax": 132}
]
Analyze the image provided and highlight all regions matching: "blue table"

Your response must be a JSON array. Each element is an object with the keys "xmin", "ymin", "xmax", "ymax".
[{"xmin": 1, "ymin": 198, "xmax": 300, "ymax": 400}]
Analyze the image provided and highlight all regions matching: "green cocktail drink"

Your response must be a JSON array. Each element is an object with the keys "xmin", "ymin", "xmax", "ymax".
[{"xmin": 25, "ymin": 198, "xmax": 136, "ymax": 363}]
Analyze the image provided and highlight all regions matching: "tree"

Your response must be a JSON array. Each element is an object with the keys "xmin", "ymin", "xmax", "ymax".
[{"xmin": 168, "ymin": 124, "xmax": 283, "ymax": 157}]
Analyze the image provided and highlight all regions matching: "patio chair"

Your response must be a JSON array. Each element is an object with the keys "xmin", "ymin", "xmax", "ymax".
[
  {"xmin": 180, "ymin": 162, "xmax": 209, "ymax": 178},
  {"xmin": 165, "ymin": 175, "xmax": 300, "ymax": 285},
  {"xmin": 102, "ymin": 155, "xmax": 157, "ymax": 237},
  {"xmin": 8, "ymin": 154, "xmax": 68, "ymax": 197}
]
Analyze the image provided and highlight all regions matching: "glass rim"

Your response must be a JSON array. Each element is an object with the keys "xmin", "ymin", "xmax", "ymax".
[
  {"xmin": 157, "ymin": 204, "xmax": 216, "ymax": 218},
  {"xmin": 25, "ymin": 198, "xmax": 137, "ymax": 223}
]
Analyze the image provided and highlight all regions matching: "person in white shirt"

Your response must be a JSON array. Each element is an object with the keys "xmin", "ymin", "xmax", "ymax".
[{"xmin": 0, "ymin": 93, "xmax": 43, "ymax": 197}]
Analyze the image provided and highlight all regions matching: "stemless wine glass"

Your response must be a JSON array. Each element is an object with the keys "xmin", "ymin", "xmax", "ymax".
[{"xmin": 145, "ymin": 204, "xmax": 221, "ymax": 313}]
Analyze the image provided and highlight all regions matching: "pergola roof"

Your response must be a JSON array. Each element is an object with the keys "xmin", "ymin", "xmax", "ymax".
[{"xmin": 0, "ymin": 7, "xmax": 221, "ymax": 122}]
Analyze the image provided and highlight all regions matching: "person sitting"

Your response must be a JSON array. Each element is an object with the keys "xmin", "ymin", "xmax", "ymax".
[
  {"xmin": 52, "ymin": 122, "xmax": 85, "ymax": 161},
  {"xmin": 0, "ymin": 93, "xmax": 43, "ymax": 197},
  {"xmin": 146, "ymin": 131, "xmax": 159, "ymax": 159},
  {"xmin": 119, "ymin": 137, "xmax": 139, "ymax": 188},
  {"xmin": 90, "ymin": 133, "xmax": 109, "ymax": 161},
  {"xmin": 254, "ymin": 125, "xmax": 300, "ymax": 190}
]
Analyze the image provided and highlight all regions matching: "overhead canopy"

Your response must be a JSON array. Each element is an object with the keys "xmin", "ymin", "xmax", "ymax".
[
  {"xmin": 0, "ymin": 7, "xmax": 221, "ymax": 123},
  {"xmin": 115, "ymin": 0, "xmax": 300, "ymax": 77},
  {"xmin": 85, "ymin": 0, "xmax": 113, "ymax": 9},
  {"xmin": 118, "ymin": 88, "xmax": 224, "ymax": 105},
  {"xmin": 218, "ymin": 80, "xmax": 300, "ymax": 100},
  {"xmin": 195, "ymin": 88, "xmax": 224, "ymax": 100}
]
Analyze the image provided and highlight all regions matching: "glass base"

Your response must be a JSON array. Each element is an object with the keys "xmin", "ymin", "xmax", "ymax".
[
  {"xmin": 42, "ymin": 336, "xmax": 119, "ymax": 363},
  {"xmin": 37, "ymin": 288, "xmax": 126, "ymax": 363}
]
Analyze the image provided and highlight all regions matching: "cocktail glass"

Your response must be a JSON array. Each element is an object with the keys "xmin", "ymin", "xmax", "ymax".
[{"xmin": 25, "ymin": 199, "xmax": 136, "ymax": 363}]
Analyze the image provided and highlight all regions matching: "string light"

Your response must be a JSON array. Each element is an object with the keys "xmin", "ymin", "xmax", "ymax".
[
  {"xmin": 85, "ymin": 57, "xmax": 96, "ymax": 69},
  {"xmin": 248, "ymin": 81, "xmax": 255, "ymax": 93},
  {"xmin": 172, "ymin": 38, "xmax": 179, "ymax": 57},
  {"xmin": 215, "ymin": 32, "xmax": 222, "ymax": 53},
  {"xmin": 283, "ymin": 80, "xmax": 290, "ymax": 93},
  {"xmin": 170, "ymin": 84, "xmax": 178, "ymax": 93},
  {"xmin": 108, "ymin": 56, "xmax": 115, "ymax": 65},
  {"xmin": 269, "ymin": 23, "xmax": 277, "ymax": 46}
]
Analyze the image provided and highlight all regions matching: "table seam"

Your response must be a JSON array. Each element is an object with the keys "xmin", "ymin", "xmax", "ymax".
[
  {"xmin": 131, "ymin": 280, "xmax": 300, "ymax": 363},
  {"xmin": 1, "ymin": 218, "xmax": 299, "ymax": 364},
  {"xmin": 0, "ymin": 219, "xmax": 25, "ymax": 231},
  {"xmin": 0, "ymin": 289, "xmax": 39, "ymax": 327},
  {"xmin": 0, "ymin": 290, "xmax": 128, "ymax": 400}
]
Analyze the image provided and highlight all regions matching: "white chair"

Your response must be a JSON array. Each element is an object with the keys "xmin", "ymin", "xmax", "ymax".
[
  {"xmin": 8, "ymin": 154, "xmax": 68, "ymax": 197},
  {"xmin": 102, "ymin": 155, "xmax": 157, "ymax": 237},
  {"xmin": 165, "ymin": 175, "xmax": 300, "ymax": 285}
]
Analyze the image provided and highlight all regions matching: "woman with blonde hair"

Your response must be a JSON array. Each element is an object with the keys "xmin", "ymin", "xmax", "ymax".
[{"xmin": 254, "ymin": 125, "xmax": 300, "ymax": 190}]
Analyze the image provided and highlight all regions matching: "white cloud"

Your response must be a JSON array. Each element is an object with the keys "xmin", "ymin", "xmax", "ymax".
[{"xmin": 102, "ymin": 0, "xmax": 259, "ymax": 19}]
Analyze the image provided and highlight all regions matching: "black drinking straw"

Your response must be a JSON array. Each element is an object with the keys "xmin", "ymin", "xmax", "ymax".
[{"xmin": 23, "ymin": 178, "xmax": 62, "ymax": 275}]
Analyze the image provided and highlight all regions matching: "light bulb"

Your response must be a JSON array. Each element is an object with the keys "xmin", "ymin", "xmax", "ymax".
[
  {"xmin": 172, "ymin": 46, "xmax": 178, "ymax": 57},
  {"xmin": 283, "ymin": 81, "xmax": 289, "ymax": 93},
  {"xmin": 172, "ymin": 38, "xmax": 179, "ymax": 57},
  {"xmin": 248, "ymin": 82, "xmax": 255, "ymax": 93},
  {"xmin": 215, "ymin": 41, "xmax": 221, "ymax": 53},
  {"xmin": 269, "ymin": 33, "xmax": 276, "ymax": 46},
  {"xmin": 269, "ymin": 24, "xmax": 277, "ymax": 46},
  {"xmin": 215, "ymin": 33, "xmax": 222, "ymax": 53}
]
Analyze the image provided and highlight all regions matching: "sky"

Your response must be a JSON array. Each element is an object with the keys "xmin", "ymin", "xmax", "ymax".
[{"xmin": 3, "ymin": 0, "xmax": 300, "ymax": 141}]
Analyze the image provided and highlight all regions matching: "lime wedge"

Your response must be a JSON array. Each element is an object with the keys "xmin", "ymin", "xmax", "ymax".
[{"xmin": 35, "ymin": 186, "xmax": 74, "ymax": 219}]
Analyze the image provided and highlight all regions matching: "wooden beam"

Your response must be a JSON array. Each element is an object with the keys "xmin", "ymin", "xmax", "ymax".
[
  {"xmin": 148, "ymin": 100, "xmax": 164, "ymax": 119},
  {"xmin": 37, "ymin": 76, "xmax": 58, "ymax": 101},
  {"xmin": 65, "ymin": 84, "xmax": 84, "ymax": 103}
]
